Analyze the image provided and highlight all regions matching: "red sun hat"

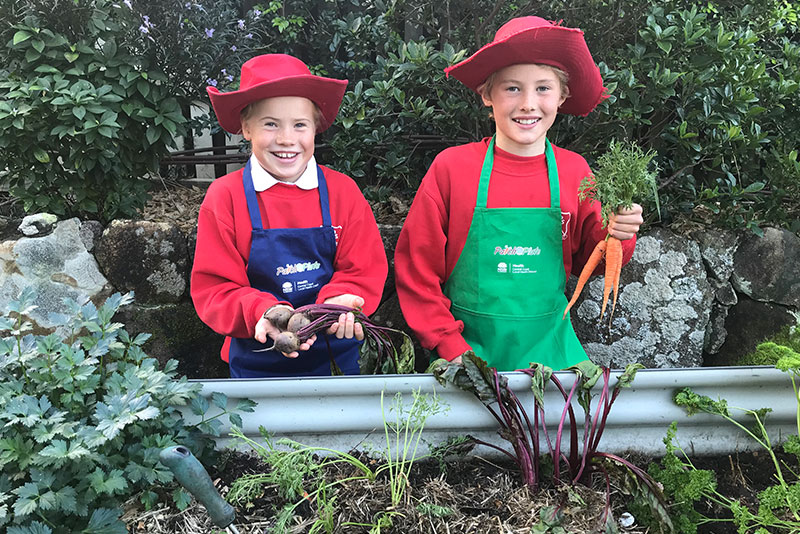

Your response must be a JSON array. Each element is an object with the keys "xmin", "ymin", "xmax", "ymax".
[
  {"xmin": 445, "ymin": 16, "xmax": 607, "ymax": 116},
  {"xmin": 207, "ymin": 54, "xmax": 348, "ymax": 134}
]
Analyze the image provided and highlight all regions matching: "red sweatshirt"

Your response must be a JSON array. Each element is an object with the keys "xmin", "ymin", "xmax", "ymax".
[
  {"xmin": 394, "ymin": 138, "xmax": 636, "ymax": 361},
  {"xmin": 191, "ymin": 164, "xmax": 388, "ymax": 361}
]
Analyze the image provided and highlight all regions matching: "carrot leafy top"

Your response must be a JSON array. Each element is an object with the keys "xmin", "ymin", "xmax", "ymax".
[{"xmin": 578, "ymin": 140, "xmax": 660, "ymax": 228}]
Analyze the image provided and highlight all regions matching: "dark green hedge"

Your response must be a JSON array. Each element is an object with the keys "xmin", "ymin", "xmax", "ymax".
[{"xmin": 2, "ymin": 0, "xmax": 798, "ymax": 231}]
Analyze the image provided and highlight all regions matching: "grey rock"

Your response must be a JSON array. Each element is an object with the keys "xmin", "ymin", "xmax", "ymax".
[
  {"xmin": 704, "ymin": 302, "xmax": 730, "ymax": 354},
  {"xmin": 18, "ymin": 213, "xmax": 58, "ymax": 236},
  {"xmin": 0, "ymin": 218, "xmax": 110, "ymax": 329},
  {"xmin": 79, "ymin": 220, "xmax": 104, "ymax": 251},
  {"xmin": 691, "ymin": 228, "xmax": 740, "ymax": 282},
  {"xmin": 732, "ymin": 227, "xmax": 800, "ymax": 308},
  {"xmin": 571, "ymin": 228, "xmax": 714, "ymax": 368},
  {"xmin": 710, "ymin": 278, "xmax": 738, "ymax": 306},
  {"xmin": 95, "ymin": 220, "xmax": 189, "ymax": 304}
]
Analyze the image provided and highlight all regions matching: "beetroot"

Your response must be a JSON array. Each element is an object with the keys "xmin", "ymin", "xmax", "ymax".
[
  {"xmin": 286, "ymin": 312, "xmax": 311, "ymax": 333},
  {"xmin": 264, "ymin": 306, "xmax": 292, "ymax": 331},
  {"xmin": 273, "ymin": 331, "xmax": 301, "ymax": 354}
]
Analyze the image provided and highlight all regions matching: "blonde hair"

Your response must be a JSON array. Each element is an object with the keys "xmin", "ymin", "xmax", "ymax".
[
  {"xmin": 239, "ymin": 98, "xmax": 324, "ymax": 130},
  {"xmin": 479, "ymin": 64, "xmax": 571, "ymax": 100}
]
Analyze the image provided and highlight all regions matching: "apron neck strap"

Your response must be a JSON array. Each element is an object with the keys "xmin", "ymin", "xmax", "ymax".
[
  {"xmin": 242, "ymin": 161, "xmax": 332, "ymax": 230},
  {"xmin": 477, "ymin": 136, "xmax": 560, "ymax": 209}
]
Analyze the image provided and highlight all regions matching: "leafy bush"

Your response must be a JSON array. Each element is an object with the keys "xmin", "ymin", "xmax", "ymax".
[
  {"xmin": 3, "ymin": 0, "xmax": 799, "ymax": 232},
  {"xmin": 0, "ymin": 289, "xmax": 252, "ymax": 534},
  {"xmin": 0, "ymin": 0, "xmax": 186, "ymax": 221}
]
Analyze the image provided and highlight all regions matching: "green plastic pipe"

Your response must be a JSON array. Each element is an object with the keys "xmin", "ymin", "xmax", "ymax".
[{"xmin": 159, "ymin": 445, "xmax": 239, "ymax": 533}]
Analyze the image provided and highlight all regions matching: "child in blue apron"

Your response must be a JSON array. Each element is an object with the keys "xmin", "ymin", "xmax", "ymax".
[
  {"xmin": 191, "ymin": 54, "xmax": 388, "ymax": 378},
  {"xmin": 394, "ymin": 16, "xmax": 644, "ymax": 371}
]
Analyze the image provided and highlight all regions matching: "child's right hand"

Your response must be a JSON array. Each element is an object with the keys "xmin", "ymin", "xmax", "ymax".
[{"xmin": 255, "ymin": 305, "xmax": 317, "ymax": 358}]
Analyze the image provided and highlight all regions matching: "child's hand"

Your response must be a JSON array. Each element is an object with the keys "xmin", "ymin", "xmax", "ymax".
[
  {"xmin": 255, "ymin": 304, "xmax": 317, "ymax": 358},
  {"xmin": 323, "ymin": 294, "xmax": 366, "ymax": 340},
  {"xmin": 608, "ymin": 204, "xmax": 643, "ymax": 241}
]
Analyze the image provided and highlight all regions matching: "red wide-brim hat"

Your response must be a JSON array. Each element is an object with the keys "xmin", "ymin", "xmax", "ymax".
[
  {"xmin": 207, "ymin": 54, "xmax": 348, "ymax": 134},
  {"xmin": 445, "ymin": 16, "xmax": 607, "ymax": 116}
]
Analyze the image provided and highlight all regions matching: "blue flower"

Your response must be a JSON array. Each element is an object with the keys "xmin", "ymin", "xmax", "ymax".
[
  {"xmin": 253, "ymin": 9, "xmax": 261, "ymax": 17},
  {"xmin": 231, "ymin": 45, "xmax": 237, "ymax": 51},
  {"xmin": 207, "ymin": 78, "xmax": 218, "ymax": 87},
  {"xmin": 139, "ymin": 25, "xmax": 149, "ymax": 34},
  {"xmin": 245, "ymin": 33, "xmax": 253, "ymax": 39},
  {"xmin": 237, "ymin": 19, "xmax": 245, "ymax": 30},
  {"xmin": 142, "ymin": 15, "xmax": 150, "ymax": 24},
  {"xmin": 204, "ymin": 28, "xmax": 215, "ymax": 38},
  {"xmin": 226, "ymin": 75, "xmax": 234, "ymax": 82},
  {"xmin": 123, "ymin": 0, "xmax": 132, "ymax": 8}
]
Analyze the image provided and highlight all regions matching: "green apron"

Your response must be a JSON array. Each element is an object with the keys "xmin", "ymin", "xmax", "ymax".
[{"xmin": 443, "ymin": 137, "xmax": 587, "ymax": 371}]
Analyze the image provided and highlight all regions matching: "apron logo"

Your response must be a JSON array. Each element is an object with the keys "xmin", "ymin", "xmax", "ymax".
[
  {"xmin": 497, "ymin": 262, "xmax": 507, "ymax": 273},
  {"xmin": 561, "ymin": 211, "xmax": 571, "ymax": 240},
  {"xmin": 276, "ymin": 261, "xmax": 321, "ymax": 276},
  {"xmin": 493, "ymin": 245, "xmax": 541, "ymax": 256},
  {"xmin": 282, "ymin": 281, "xmax": 293, "ymax": 293}
]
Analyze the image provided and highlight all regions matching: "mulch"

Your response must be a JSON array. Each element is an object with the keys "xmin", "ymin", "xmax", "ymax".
[{"xmin": 123, "ymin": 449, "xmax": 651, "ymax": 534}]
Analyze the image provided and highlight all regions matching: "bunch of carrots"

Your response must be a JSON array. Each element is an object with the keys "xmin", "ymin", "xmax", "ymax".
[{"xmin": 563, "ymin": 141, "xmax": 659, "ymax": 325}]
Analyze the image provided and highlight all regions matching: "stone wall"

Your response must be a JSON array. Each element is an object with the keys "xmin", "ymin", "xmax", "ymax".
[{"xmin": 2, "ymin": 213, "xmax": 798, "ymax": 378}]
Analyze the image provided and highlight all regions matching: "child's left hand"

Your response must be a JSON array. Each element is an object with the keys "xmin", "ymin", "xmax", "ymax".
[
  {"xmin": 608, "ymin": 204, "xmax": 643, "ymax": 241},
  {"xmin": 323, "ymin": 294, "xmax": 366, "ymax": 340}
]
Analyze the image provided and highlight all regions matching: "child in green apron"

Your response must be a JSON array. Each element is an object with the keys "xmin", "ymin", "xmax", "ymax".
[{"xmin": 394, "ymin": 16, "xmax": 643, "ymax": 371}]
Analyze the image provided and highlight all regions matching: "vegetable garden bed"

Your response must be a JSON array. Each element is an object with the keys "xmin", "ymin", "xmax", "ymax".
[{"xmin": 121, "ymin": 365, "xmax": 798, "ymax": 534}]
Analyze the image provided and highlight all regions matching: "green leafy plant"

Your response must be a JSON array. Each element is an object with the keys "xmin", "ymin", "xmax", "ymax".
[
  {"xmin": 380, "ymin": 389, "xmax": 446, "ymax": 507},
  {"xmin": 0, "ymin": 0, "xmax": 188, "ymax": 221},
  {"xmin": 0, "ymin": 288, "xmax": 252, "ymax": 534},
  {"xmin": 578, "ymin": 140, "xmax": 660, "ymax": 227},
  {"xmin": 651, "ymin": 384, "xmax": 800, "ymax": 533},
  {"xmin": 229, "ymin": 389, "xmax": 446, "ymax": 532}
]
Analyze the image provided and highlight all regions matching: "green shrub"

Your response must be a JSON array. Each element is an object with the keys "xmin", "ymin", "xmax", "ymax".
[
  {"xmin": 0, "ymin": 289, "xmax": 253, "ymax": 534},
  {"xmin": 0, "ymin": 0, "xmax": 186, "ymax": 221}
]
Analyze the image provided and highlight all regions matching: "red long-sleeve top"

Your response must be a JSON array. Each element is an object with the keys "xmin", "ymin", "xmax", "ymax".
[
  {"xmin": 191, "ymin": 164, "xmax": 388, "ymax": 362},
  {"xmin": 394, "ymin": 138, "xmax": 636, "ymax": 361}
]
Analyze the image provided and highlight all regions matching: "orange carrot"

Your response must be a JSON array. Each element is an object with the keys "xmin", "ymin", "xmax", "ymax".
[
  {"xmin": 563, "ymin": 239, "xmax": 606, "ymax": 319},
  {"xmin": 600, "ymin": 236, "xmax": 623, "ymax": 321}
]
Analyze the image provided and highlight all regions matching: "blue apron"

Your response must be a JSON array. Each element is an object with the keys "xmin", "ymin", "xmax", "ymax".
[{"xmin": 228, "ymin": 160, "xmax": 361, "ymax": 378}]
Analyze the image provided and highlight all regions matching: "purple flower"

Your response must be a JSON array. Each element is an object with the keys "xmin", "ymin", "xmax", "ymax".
[
  {"xmin": 231, "ymin": 45, "xmax": 237, "ymax": 51},
  {"xmin": 204, "ymin": 28, "xmax": 215, "ymax": 38},
  {"xmin": 123, "ymin": 0, "xmax": 132, "ymax": 8},
  {"xmin": 139, "ymin": 25, "xmax": 149, "ymax": 34},
  {"xmin": 142, "ymin": 15, "xmax": 150, "ymax": 24},
  {"xmin": 225, "ymin": 75, "xmax": 234, "ymax": 82},
  {"xmin": 184, "ymin": 2, "xmax": 191, "ymax": 7},
  {"xmin": 237, "ymin": 19, "xmax": 245, "ymax": 30},
  {"xmin": 245, "ymin": 33, "xmax": 253, "ymax": 39},
  {"xmin": 253, "ymin": 9, "xmax": 261, "ymax": 17},
  {"xmin": 207, "ymin": 78, "xmax": 218, "ymax": 87}
]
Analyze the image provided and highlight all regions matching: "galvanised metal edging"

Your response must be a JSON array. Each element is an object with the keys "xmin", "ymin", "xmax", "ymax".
[{"xmin": 185, "ymin": 366, "xmax": 796, "ymax": 457}]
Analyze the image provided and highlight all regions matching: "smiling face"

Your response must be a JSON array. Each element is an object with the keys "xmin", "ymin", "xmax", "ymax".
[
  {"xmin": 240, "ymin": 96, "xmax": 317, "ymax": 182},
  {"xmin": 481, "ymin": 64, "xmax": 568, "ymax": 157}
]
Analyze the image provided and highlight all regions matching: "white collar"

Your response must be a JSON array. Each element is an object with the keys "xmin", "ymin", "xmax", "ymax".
[{"xmin": 249, "ymin": 154, "xmax": 319, "ymax": 191}]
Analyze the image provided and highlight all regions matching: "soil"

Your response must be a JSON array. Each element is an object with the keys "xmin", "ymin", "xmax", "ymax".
[{"xmin": 122, "ymin": 447, "xmax": 787, "ymax": 534}]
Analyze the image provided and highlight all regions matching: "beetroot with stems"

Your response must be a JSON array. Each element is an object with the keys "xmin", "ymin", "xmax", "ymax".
[{"xmin": 256, "ymin": 303, "xmax": 416, "ymax": 374}]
